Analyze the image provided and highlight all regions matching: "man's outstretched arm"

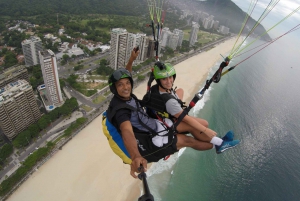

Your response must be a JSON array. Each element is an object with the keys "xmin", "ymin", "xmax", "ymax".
[
  {"xmin": 126, "ymin": 47, "xmax": 139, "ymax": 73},
  {"xmin": 120, "ymin": 120, "xmax": 147, "ymax": 178}
]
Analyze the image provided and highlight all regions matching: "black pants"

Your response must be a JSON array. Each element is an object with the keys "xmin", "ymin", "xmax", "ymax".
[{"xmin": 135, "ymin": 132, "xmax": 178, "ymax": 163}]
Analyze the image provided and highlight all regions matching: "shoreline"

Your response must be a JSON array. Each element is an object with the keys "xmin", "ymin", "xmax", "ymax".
[{"xmin": 7, "ymin": 37, "xmax": 241, "ymax": 201}]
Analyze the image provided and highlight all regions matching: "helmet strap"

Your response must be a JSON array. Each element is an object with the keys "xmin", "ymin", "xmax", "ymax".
[{"xmin": 157, "ymin": 79, "xmax": 174, "ymax": 93}]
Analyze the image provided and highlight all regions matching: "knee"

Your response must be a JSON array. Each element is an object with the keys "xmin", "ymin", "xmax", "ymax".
[
  {"xmin": 203, "ymin": 120, "xmax": 209, "ymax": 128},
  {"xmin": 176, "ymin": 134, "xmax": 194, "ymax": 149},
  {"xmin": 198, "ymin": 118, "xmax": 208, "ymax": 128},
  {"xmin": 176, "ymin": 88, "xmax": 184, "ymax": 100}
]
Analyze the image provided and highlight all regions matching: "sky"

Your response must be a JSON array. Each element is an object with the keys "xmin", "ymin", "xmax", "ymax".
[{"xmin": 231, "ymin": 0, "xmax": 300, "ymax": 38}]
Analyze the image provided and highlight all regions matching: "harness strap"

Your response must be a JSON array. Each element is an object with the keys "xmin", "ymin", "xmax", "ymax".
[
  {"xmin": 108, "ymin": 95, "xmax": 172, "ymax": 137},
  {"xmin": 173, "ymin": 109, "xmax": 188, "ymax": 130},
  {"xmin": 132, "ymin": 96, "xmax": 163, "ymax": 136}
]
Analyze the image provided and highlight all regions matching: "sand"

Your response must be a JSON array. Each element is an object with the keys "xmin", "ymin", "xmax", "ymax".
[{"xmin": 7, "ymin": 37, "xmax": 241, "ymax": 201}]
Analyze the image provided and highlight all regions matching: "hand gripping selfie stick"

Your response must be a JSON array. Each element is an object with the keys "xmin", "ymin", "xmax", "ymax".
[{"xmin": 138, "ymin": 166, "xmax": 154, "ymax": 201}]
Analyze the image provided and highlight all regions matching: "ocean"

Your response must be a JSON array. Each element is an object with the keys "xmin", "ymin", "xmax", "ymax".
[{"xmin": 144, "ymin": 33, "xmax": 300, "ymax": 201}]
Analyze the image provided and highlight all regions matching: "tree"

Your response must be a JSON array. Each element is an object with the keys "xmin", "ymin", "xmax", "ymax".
[
  {"xmin": 100, "ymin": 59, "xmax": 108, "ymax": 66},
  {"xmin": 49, "ymin": 108, "xmax": 60, "ymax": 121},
  {"xmin": 3, "ymin": 51, "xmax": 18, "ymax": 68},
  {"xmin": 30, "ymin": 65, "xmax": 43, "ymax": 89},
  {"xmin": 96, "ymin": 65, "xmax": 113, "ymax": 76},
  {"xmin": 12, "ymin": 130, "xmax": 31, "ymax": 148},
  {"xmin": 74, "ymin": 64, "xmax": 84, "ymax": 71},
  {"xmin": 59, "ymin": 79, "xmax": 66, "ymax": 90},
  {"xmin": 29, "ymin": 77, "xmax": 39, "ymax": 89},
  {"xmin": 58, "ymin": 105, "xmax": 71, "ymax": 116},
  {"xmin": 62, "ymin": 54, "xmax": 70, "ymax": 62},
  {"xmin": 67, "ymin": 74, "xmax": 78, "ymax": 86},
  {"xmin": 165, "ymin": 47, "xmax": 175, "ymax": 57},
  {"xmin": 38, "ymin": 115, "xmax": 51, "ymax": 130},
  {"xmin": 0, "ymin": 144, "xmax": 13, "ymax": 163},
  {"xmin": 28, "ymin": 124, "xmax": 40, "ymax": 138},
  {"xmin": 179, "ymin": 40, "xmax": 191, "ymax": 53}
]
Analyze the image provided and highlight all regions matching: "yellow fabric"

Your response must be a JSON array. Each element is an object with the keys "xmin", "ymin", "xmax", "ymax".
[{"xmin": 102, "ymin": 117, "xmax": 132, "ymax": 164}]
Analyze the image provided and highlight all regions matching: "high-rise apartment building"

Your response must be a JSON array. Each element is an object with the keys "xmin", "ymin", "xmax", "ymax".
[
  {"xmin": 125, "ymin": 33, "xmax": 136, "ymax": 64},
  {"xmin": 147, "ymin": 38, "xmax": 156, "ymax": 59},
  {"xmin": 168, "ymin": 33, "xmax": 180, "ymax": 50},
  {"xmin": 135, "ymin": 34, "xmax": 149, "ymax": 62},
  {"xmin": 213, "ymin": 21, "xmax": 220, "ymax": 30},
  {"xmin": 219, "ymin": 25, "xmax": 230, "ymax": 35},
  {"xmin": 189, "ymin": 22, "xmax": 200, "ymax": 46},
  {"xmin": 110, "ymin": 29, "xmax": 151, "ymax": 69},
  {"xmin": 160, "ymin": 27, "xmax": 170, "ymax": 47},
  {"xmin": 173, "ymin": 29, "xmax": 184, "ymax": 47},
  {"xmin": 110, "ymin": 28, "xmax": 128, "ymax": 69},
  {"xmin": 0, "ymin": 65, "xmax": 29, "ymax": 88},
  {"xmin": 146, "ymin": 35, "xmax": 162, "ymax": 59},
  {"xmin": 193, "ymin": 11, "xmax": 202, "ymax": 23},
  {"xmin": 200, "ymin": 12, "xmax": 209, "ymax": 23},
  {"xmin": 0, "ymin": 80, "xmax": 41, "ymax": 140},
  {"xmin": 203, "ymin": 18, "xmax": 214, "ymax": 30},
  {"xmin": 21, "ymin": 36, "xmax": 43, "ymax": 67},
  {"xmin": 39, "ymin": 49, "xmax": 63, "ymax": 107}
]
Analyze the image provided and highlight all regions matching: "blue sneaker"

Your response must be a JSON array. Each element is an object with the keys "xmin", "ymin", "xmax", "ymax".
[
  {"xmin": 222, "ymin": 131, "xmax": 234, "ymax": 141},
  {"xmin": 216, "ymin": 140, "xmax": 240, "ymax": 154}
]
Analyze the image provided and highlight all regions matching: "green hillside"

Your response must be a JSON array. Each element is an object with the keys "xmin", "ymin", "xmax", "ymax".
[
  {"xmin": 0, "ymin": 0, "xmax": 147, "ymax": 16},
  {"xmin": 0, "ymin": 0, "xmax": 270, "ymax": 39},
  {"xmin": 176, "ymin": 0, "xmax": 271, "ymax": 40}
]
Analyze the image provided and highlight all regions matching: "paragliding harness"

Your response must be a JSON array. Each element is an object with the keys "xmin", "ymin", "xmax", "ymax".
[
  {"xmin": 102, "ymin": 94, "xmax": 177, "ymax": 164},
  {"xmin": 142, "ymin": 59, "xmax": 233, "ymax": 131},
  {"xmin": 141, "ymin": 71, "xmax": 187, "ymax": 132}
]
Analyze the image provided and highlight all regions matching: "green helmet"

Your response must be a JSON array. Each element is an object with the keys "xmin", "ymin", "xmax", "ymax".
[{"xmin": 153, "ymin": 61, "xmax": 176, "ymax": 80}]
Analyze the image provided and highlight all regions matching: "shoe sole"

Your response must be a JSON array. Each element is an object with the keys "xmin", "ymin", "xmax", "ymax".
[{"xmin": 216, "ymin": 143, "xmax": 239, "ymax": 154}]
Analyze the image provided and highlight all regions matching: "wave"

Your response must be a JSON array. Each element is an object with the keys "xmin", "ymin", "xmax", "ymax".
[{"xmin": 192, "ymin": 60, "xmax": 222, "ymax": 114}]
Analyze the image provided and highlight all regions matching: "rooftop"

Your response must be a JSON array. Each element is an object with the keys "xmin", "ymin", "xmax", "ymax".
[{"xmin": 0, "ymin": 80, "xmax": 31, "ymax": 105}]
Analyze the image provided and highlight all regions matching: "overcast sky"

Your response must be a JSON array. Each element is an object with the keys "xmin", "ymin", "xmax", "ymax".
[{"xmin": 231, "ymin": 0, "xmax": 300, "ymax": 36}]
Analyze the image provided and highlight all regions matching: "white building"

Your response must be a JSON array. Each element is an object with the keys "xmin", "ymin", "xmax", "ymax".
[
  {"xmin": 167, "ymin": 33, "xmax": 179, "ymax": 50},
  {"xmin": 200, "ymin": 12, "xmax": 209, "ymax": 23},
  {"xmin": 189, "ymin": 22, "xmax": 200, "ymax": 46},
  {"xmin": 125, "ymin": 33, "xmax": 136, "ymax": 64},
  {"xmin": 110, "ymin": 29, "xmax": 150, "ymax": 69},
  {"xmin": 55, "ymin": 47, "xmax": 84, "ymax": 61},
  {"xmin": 219, "ymin": 25, "xmax": 230, "ymax": 35},
  {"xmin": 0, "ymin": 80, "xmax": 41, "ymax": 140},
  {"xmin": 44, "ymin": 33, "xmax": 54, "ymax": 39},
  {"xmin": 173, "ymin": 29, "xmax": 184, "ymax": 47},
  {"xmin": 59, "ymin": 42, "xmax": 69, "ymax": 52},
  {"xmin": 109, "ymin": 28, "xmax": 128, "ymax": 69},
  {"xmin": 58, "ymin": 29, "xmax": 65, "ymax": 35},
  {"xmin": 135, "ymin": 33, "xmax": 149, "ymax": 62},
  {"xmin": 39, "ymin": 49, "xmax": 64, "ymax": 109},
  {"xmin": 203, "ymin": 18, "xmax": 214, "ymax": 30},
  {"xmin": 21, "ymin": 36, "xmax": 43, "ymax": 67},
  {"xmin": 160, "ymin": 27, "xmax": 170, "ymax": 47},
  {"xmin": 213, "ymin": 21, "xmax": 220, "ymax": 30}
]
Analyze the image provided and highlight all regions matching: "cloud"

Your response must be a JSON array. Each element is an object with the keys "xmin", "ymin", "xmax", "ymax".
[
  {"xmin": 233, "ymin": 0, "xmax": 300, "ymax": 21},
  {"xmin": 262, "ymin": 0, "xmax": 300, "ymax": 19}
]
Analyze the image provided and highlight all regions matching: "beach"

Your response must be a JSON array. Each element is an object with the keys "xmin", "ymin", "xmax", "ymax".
[{"xmin": 7, "ymin": 37, "xmax": 240, "ymax": 201}]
